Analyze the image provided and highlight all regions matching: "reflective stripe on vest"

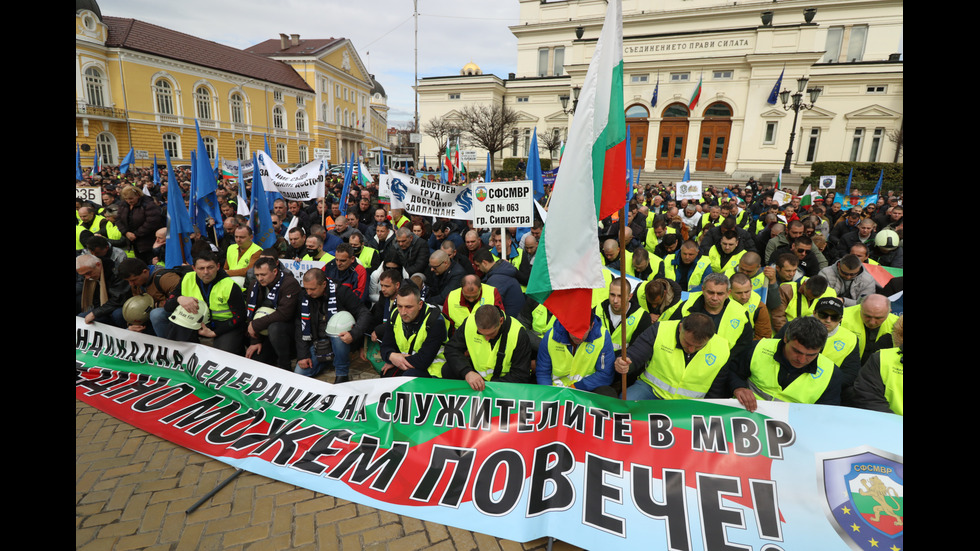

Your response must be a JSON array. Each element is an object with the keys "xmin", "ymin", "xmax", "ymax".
[
  {"xmin": 664, "ymin": 257, "xmax": 711, "ymax": 292},
  {"xmin": 879, "ymin": 347, "xmax": 903, "ymax": 416},
  {"xmin": 639, "ymin": 320, "xmax": 731, "ymax": 399},
  {"xmin": 747, "ymin": 339, "xmax": 835, "ymax": 403},
  {"xmin": 546, "ymin": 328, "xmax": 606, "ymax": 388}
]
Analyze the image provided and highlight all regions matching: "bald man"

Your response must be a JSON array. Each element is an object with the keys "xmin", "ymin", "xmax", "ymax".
[
  {"xmin": 426, "ymin": 249, "xmax": 466, "ymax": 307},
  {"xmin": 840, "ymin": 294, "xmax": 899, "ymax": 364}
]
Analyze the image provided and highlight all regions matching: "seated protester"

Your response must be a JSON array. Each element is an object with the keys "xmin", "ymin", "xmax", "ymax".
[
  {"xmin": 77, "ymin": 253, "xmax": 132, "ymax": 327},
  {"xmin": 164, "ymin": 251, "xmax": 247, "ymax": 355},
  {"xmin": 763, "ymin": 252, "xmax": 804, "ymax": 312},
  {"xmin": 425, "ymin": 250, "xmax": 466, "ymax": 308},
  {"xmin": 441, "ymin": 239, "xmax": 474, "ymax": 276},
  {"xmin": 380, "ymin": 281, "xmax": 448, "ymax": 378},
  {"xmin": 473, "ymin": 248, "xmax": 525, "ymax": 317},
  {"xmin": 82, "ymin": 235, "xmax": 127, "ymax": 276},
  {"xmin": 348, "ymin": 230, "xmax": 381, "ymax": 277},
  {"xmin": 443, "ymin": 305, "xmax": 533, "ymax": 389},
  {"xmin": 429, "ymin": 219, "xmax": 465, "ymax": 254},
  {"xmin": 442, "ymin": 274, "xmax": 504, "ymax": 337},
  {"xmin": 517, "ymin": 295, "xmax": 556, "ymax": 353},
  {"xmin": 390, "ymin": 227, "xmax": 430, "ymax": 277},
  {"xmin": 294, "ymin": 268, "xmax": 371, "ymax": 383},
  {"xmin": 602, "ymin": 238, "xmax": 633, "ymax": 275},
  {"xmin": 302, "ymin": 234, "xmax": 335, "ymax": 263},
  {"xmin": 662, "ymin": 239, "xmax": 714, "ymax": 292},
  {"xmin": 729, "ymin": 272, "xmax": 772, "ymax": 340},
  {"xmin": 637, "ymin": 277, "xmax": 683, "ymax": 321},
  {"xmin": 595, "ymin": 277, "xmax": 652, "ymax": 353},
  {"xmin": 224, "ymin": 225, "xmax": 263, "ymax": 290},
  {"xmin": 818, "ymin": 254, "xmax": 876, "ymax": 307},
  {"xmin": 809, "ymin": 297, "xmax": 861, "ymax": 404},
  {"xmin": 644, "ymin": 215, "xmax": 679, "ymax": 256},
  {"xmin": 116, "ymin": 257, "xmax": 185, "ymax": 337},
  {"xmin": 769, "ymin": 234, "xmax": 822, "ymax": 278},
  {"xmin": 852, "ymin": 314, "xmax": 903, "ymax": 416},
  {"xmin": 723, "ymin": 251, "xmax": 768, "ymax": 298},
  {"xmin": 631, "ymin": 247, "xmax": 665, "ymax": 283},
  {"xmin": 729, "ymin": 316, "xmax": 841, "ymax": 412},
  {"xmin": 244, "ymin": 257, "xmax": 301, "ymax": 371},
  {"xmin": 668, "ymin": 272, "xmax": 753, "ymax": 358},
  {"xmin": 653, "ymin": 232, "xmax": 680, "ymax": 261},
  {"xmin": 771, "ymin": 274, "xmax": 837, "ymax": 334},
  {"xmin": 535, "ymin": 313, "xmax": 616, "ymax": 395},
  {"xmin": 323, "ymin": 243, "xmax": 368, "ymax": 302},
  {"xmin": 704, "ymin": 230, "xmax": 748, "ymax": 275},
  {"xmin": 840, "ymin": 294, "xmax": 899, "ymax": 365},
  {"xmin": 368, "ymin": 268, "xmax": 402, "ymax": 346},
  {"xmin": 369, "ymin": 220, "xmax": 397, "ymax": 261},
  {"xmin": 614, "ymin": 313, "xmax": 733, "ymax": 401}
]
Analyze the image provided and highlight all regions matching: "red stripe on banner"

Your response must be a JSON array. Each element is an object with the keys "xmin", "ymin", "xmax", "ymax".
[{"xmin": 598, "ymin": 140, "xmax": 628, "ymax": 221}]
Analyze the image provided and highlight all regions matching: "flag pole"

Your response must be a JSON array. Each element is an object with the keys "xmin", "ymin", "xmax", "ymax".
[{"xmin": 618, "ymin": 204, "xmax": 629, "ymax": 400}]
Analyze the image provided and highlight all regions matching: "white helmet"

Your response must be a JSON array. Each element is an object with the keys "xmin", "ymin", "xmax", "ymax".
[
  {"xmin": 169, "ymin": 299, "xmax": 210, "ymax": 329},
  {"xmin": 326, "ymin": 311, "xmax": 356, "ymax": 337},
  {"xmin": 252, "ymin": 306, "xmax": 276, "ymax": 335}
]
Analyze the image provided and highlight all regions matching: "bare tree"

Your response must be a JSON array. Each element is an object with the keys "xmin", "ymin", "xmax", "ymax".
[
  {"xmin": 456, "ymin": 103, "xmax": 520, "ymax": 162},
  {"xmin": 539, "ymin": 127, "xmax": 565, "ymax": 162},
  {"xmin": 887, "ymin": 120, "xmax": 903, "ymax": 163},
  {"xmin": 422, "ymin": 116, "xmax": 461, "ymax": 167}
]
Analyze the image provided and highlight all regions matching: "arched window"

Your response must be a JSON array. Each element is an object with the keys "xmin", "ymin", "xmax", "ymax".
[
  {"xmin": 662, "ymin": 104, "xmax": 689, "ymax": 118},
  {"xmin": 195, "ymin": 87, "xmax": 213, "ymax": 120},
  {"xmin": 625, "ymin": 104, "xmax": 649, "ymax": 119},
  {"xmin": 295, "ymin": 110, "xmax": 307, "ymax": 133},
  {"xmin": 85, "ymin": 67, "xmax": 106, "ymax": 108},
  {"xmin": 154, "ymin": 79, "xmax": 175, "ymax": 118},
  {"xmin": 96, "ymin": 132, "xmax": 117, "ymax": 165},
  {"xmin": 230, "ymin": 92, "xmax": 245, "ymax": 125},
  {"xmin": 703, "ymin": 102, "xmax": 732, "ymax": 118}
]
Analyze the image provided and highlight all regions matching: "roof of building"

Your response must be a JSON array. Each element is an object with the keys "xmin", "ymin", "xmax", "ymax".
[
  {"xmin": 245, "ymin": 37, "xmax": 344, "ymax": 58},
  {"xmin": 102, "ymin": 17, "xmax": 314, "ymax": 93},
  {"xmin": 369, "ymin": 74, "xmax": 386, "ymax": 98}
]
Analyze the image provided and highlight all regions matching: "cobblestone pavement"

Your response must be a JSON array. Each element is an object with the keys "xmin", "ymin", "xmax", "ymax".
[{"xmin": 76, "ymin": 355, "xmax": 585, "ymax": 551}]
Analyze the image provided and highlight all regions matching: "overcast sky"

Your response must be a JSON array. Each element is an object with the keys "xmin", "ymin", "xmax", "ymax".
[{"xmin": 96, "ymin": 0, "xmax": 521, "ymax": 126}]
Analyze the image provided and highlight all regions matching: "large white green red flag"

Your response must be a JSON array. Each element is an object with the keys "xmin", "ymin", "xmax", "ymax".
[{"xmin": 527, "ymin": 0, "xmax": 626, "ymax": 339}]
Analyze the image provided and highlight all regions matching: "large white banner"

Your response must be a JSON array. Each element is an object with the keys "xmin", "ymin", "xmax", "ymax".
[
  {"xmin": 255, "ymin": 151, "xmax": 326, "ymax": 202},
  {"xmin": 382, "ymin": 170, "xmax": 474, "ymax": 219}
]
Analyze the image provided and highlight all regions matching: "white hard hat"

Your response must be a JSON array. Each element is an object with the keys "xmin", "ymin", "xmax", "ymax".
[
  {"xmin": 169, "ymin": 299, "xmax": 210, "ymax": 329},
  {"xmin": 325, "ymin": 311, "xmax": 356, "ymax": 337},
  {"xmin": 252, "ymin": 306, "xmax": 276, "ymax": 336}
]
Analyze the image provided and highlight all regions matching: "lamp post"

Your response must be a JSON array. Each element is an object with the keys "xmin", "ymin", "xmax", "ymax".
[
  {"xmin": 780, "ymin": 76, "xmax": 821, "ymax": 174},
  {"xmin": 559, "ymin": 86, "xmax": 581, "ymax": 115}
]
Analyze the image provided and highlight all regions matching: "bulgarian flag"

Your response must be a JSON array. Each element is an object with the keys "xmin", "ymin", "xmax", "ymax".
[
  {"xmin": 800, "ymin": 184, "xmax": 819, "ymax": 210},
  {"xmin": 775, "ymin": 171, "xmax": 781, "ymax": 190},
  {"xmin": 444, "ymin": 139, "xmax": 455, "ymax": 183},
  {"xmin": 527, "ymin": 0, "xmax": 625, "ymax": 339},
  {"xmin": 688, "ymin": 73, "xmax": 702, "ymax": 110},
  {"xmin": 358, "ymin": 161, "xmax": 373, "ymax": 186}
]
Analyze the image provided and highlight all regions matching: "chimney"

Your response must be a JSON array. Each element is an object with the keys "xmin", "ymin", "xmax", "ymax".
[
  {"xmin": 291, "ymin": 34, "xmax": 300, "ymax": 46},
  {"xmin": 279, "ymin": 33, "xmax": 289, "ymax": 50}
]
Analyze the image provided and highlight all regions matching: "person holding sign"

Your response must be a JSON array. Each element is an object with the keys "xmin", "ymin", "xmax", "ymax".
[{"xmin": 443, "ymin": 305, "xmax": 533, "ymax": 390}]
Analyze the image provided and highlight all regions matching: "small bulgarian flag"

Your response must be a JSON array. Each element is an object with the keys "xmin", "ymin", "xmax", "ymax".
[
  {"xmin": 800, "ymin": 184, "xmax": 813, "ymax": 210},
  {"xmin": 775, "ymin": 171, "xmax": 781, "ymax": 190},
  {"xmin": 527, "ymin": 0, "xmax": 626, "ymax": 339},
  {"xmin": 688, "ymin": 73, "xmax": 702, "ymax": 110}
]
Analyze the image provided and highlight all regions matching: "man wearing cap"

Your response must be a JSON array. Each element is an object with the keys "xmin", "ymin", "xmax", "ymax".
[
  {"xmin": 164, "ymin": 251, "xmax": 247, "ymax": 354},
  {"xmin": 294, "ymin": 268, "xmax": 371, "ymax": 383},
  {"xmin": 443, "ymin": 304, "xmax": 533, "ymax": 390},
  {"xmin": 810, "ymin": 297, "xmax": 861, "ymax": 405},
  {"xmin": 244, "ymin": 257, "xmax": 301, "ymax": 371}
]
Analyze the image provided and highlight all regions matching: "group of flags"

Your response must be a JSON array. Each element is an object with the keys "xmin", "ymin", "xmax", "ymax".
[{"xmin": 645, "ymin": 66, "xmax": 786, "ymax": 111}]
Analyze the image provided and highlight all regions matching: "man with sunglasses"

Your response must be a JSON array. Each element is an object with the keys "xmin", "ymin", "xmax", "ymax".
[
  {"xmin": 811, "ymin": 297, "xmax": 861, "ymax": 405},
  {"xmin": 818, "ymin": 254, "xmax": 876, "ymax": 307}
]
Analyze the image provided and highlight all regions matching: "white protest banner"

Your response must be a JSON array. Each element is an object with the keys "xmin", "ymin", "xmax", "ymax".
[
  {"xmin": 76, "ymin": 186, "xmax": 102, "ymax": 206},
  {"xmin": 819, "ymin": 175, "xmax": 837, "ymax": 190},
  {"xmin": 255, "ymin": 151, "xmax": 326, "ymax": 202},
  {"xmin": 220, "ymin": 159, "xmax": 254, "ymax": 180},
  {"xmin": 472, "ymin": 181, "xmax": 534, "ymax": 228},
  {"xmin": 382, "ymin": 170, "xmax": 474, "ymax": 220},
  {"xmin": 676, "ymin": 180, "xmax": 703, "ymax": 201},
  {"xmin": 277, "ymin": 258, "xmax": 327, "ymax": 282},
  {"xmin": 773, "ymin": 189, "xmax": 792, "ymax": 205}
]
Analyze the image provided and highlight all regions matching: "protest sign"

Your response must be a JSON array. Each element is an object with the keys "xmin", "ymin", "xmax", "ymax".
[
  {"xmin": 472, "ymin": 181, "xmax": 534, "ymax": 228},
  {"xmin": 220, "ymin": 159, "xmax": 253, "ymax": 181},
  {"xmin": 382, "ymin": 170, "xmax": 474, "ymax": 219},
  {"xmin": 276, "ymin": 258, "xmax": 327, "ymax": 282},
  {"xmin": 677, "ymin": 181, "xmax": 703, "ymax": 201},
  {"xmin": 76, "ymin": 186, "xmax": 102, "ymax": 206},
  {"xmin": 76, "ymin": 319, "xmax": 902, "ymax": 551},
  {"xmin": 255, "ymin": 151, "xmax": 326, "ymax": 202},
  {"xmin": 819, "ymin": 175, "xmax": 837, "ymax": 190}
]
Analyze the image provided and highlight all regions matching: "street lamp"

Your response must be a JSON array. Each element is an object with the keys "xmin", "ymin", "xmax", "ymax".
[
  {"xmin": 559, "ymin": 86, "xmax": 581, "ymax": 115},
  {"xmin": 780, "ymin": 76, "xmax": 821, "ymax": 174}
]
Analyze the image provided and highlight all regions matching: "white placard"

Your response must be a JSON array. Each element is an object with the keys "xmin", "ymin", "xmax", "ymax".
[
  {"xmin": 255, "ymin": 151, "xmax": 326, "ymax": 202},
  {"xmin": 76, "ymin": 186, "xmax": 102, "ymax": 206},
  {"xmin": 676, "ymin": 180, "xmax": 703, "ymax": 201},
  {"xmin": 382, "ymin": 170, "xmax": 474, "ymax": 219},
  {"xmin": 471, "ymin": 181, "xmax": 534, "ymax": 228},
  {"xmin": 819, "ymin": 175, "xmax": 837, "ymax": 189}
]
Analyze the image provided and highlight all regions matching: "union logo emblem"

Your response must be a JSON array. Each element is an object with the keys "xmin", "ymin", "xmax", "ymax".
[{"xmin": 476, "ymin": 186, "xmax": 488, "ymax": 201}]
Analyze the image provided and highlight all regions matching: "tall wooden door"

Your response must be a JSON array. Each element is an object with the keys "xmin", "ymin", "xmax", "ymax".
[
  {"xmin": 626, "ymin": 104, "xmax": 650, "ymax": 169},
  {"xmin": 655, "ymin": 103, "xmax": 690, "ymax": 171},
  {"xmin": 695, "ymin": 102, "xmax": 733, "ymax": 172}
]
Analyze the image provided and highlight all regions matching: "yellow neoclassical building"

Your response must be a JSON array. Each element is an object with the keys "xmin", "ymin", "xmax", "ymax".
[{"xmin": 75, "ymin": 0, "xmax": 388, "ymax": 172}]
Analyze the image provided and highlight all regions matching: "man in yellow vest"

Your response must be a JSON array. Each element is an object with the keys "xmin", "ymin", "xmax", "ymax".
[
  {"xmin": 535, "ymin": 314, "xmax": 615, "ymax": 394},
  {"xmin": 164, "ymin": 251, "xmax": 247, "ymax": 354},
  {"xmin": 811, "ymin": 297, "xmax": 861, "ymax": 404},
  {"xmin": 441, "ymin": 275, "xmax": 503, "ymax": 336},
  {"xmin": 669, "ymin": 273, "xmax": 754, "ymax": 357},
  {"xmin": 771, "ymin": 275, "xmax": 837, "ymax": 333},
  {"xmin": 443, "ymin": 305, "xmax": 533, "ymax": 390},
  {"xmin": 602, "ymin": 239, "xmax": 633, "ymax": 276},
  {"xmin": 730, "ymin": 316, "xmax": 841, "ymax": 412},
  {"xmin": 729, "ymin": 272, "xmax": 771, "ymax": 339},
  {"xmin": 595, "ymin": 277, "xmax": 652, "ymax": 354},
  {"xmin": 225, "ymin": 226, "xmax": 263, "ymax": 289},
  {"xmin": 841, "ymin": 294, "xmax": 899, "ymax": 364},
  {"xmin": 380, "ymin": 281, "xmax": 448, "ymax": 378},
  {"xmin": 853, "ymin": 314, "xmax": 903, "ymax": 415},
  {"xmin": 614, "ymin": 313, "xmax": 732, "ymax": 400}
]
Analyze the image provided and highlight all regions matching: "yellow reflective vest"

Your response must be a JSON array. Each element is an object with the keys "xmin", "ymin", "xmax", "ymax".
[
  {"xmin": 464, "ymin": 317, "xmax": 524, "ymax": 381},
  {"xmin": 747, "ymin": 339, "xmax": 836, "ymax": 404},
  {"xmin": 393, "ymin": 305, "xmax": 447, "ymax": 378},
  {"xmin": 179, "ymin": 272, "xmax": 236, "ymax": 322},
  {"xmin": 639, "ymin": 320, "xmax": 731, "ymax": 399},
  {"xmin": 878, "ymin": 347, "xmax": 904, "ymax": 416}
]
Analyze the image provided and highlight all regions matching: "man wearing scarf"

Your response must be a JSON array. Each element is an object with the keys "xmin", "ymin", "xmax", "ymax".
[{"xmin": 245, "ymin": 256, "xmax": 301, "ymax": 370}]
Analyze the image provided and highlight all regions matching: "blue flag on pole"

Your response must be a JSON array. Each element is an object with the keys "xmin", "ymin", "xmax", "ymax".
[
  {"xmin": 250, "ymin": 152, "xmax": 277, "ymax": 248},
  {"xmin": 194, "ymin": 120, "xmax": 223, "ymax": 239},
  {"xmin": 485, "ymin": 153, "xmax": 493, "ymax": 183},
  {"xmin": 861, "ymin": 170, "xmax": 884, "ymax": 207},
  {"xmin": 264, "ymin": 135, "xmax": 283, "ymax": 206},
  {"xmin": 164, "ymin": 149, "xmax": 194, "ymax": 267},
  {"xmin": 119, "ymin": 148, "xmax": 135, "ymax": 175},
  {"xmin": 844, "ymin": 167, "xmax": 853, "ymax": 197},
  {"xmin": 651, "ymin": 75, "xmax": 659, "ymax": 108},
  {"xmin": 767, "ymin": 68, "xmax": 784, "ymax": 105},
  {"xmin": 379, "ymin": 148, "xmax": 386, "ymax": 175},
  {"xmin": 76, "ymin": 145, "xmax": 84, "ymax": 181},
  {"xmin": 683, "ymin": 160, "xmax": 691, "ymax": 182},
  {"xmin": 527, "ymin": 127, "xmax": 545, "ymax": 201},
  {"xmin": 340, "ymin": 152, "xmax": 355, "ymax": 216},
  {"xmin": 153, "ymin": 155, "xmax": 160, "ymax": 187}
]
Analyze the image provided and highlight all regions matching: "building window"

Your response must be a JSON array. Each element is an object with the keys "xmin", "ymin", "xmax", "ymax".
[
  {"xmin": 448, "ymin": 93, "xmax": 460, "ymax": 100},
  {"xmin": 868, "ymin": 128, "xmax": 885, "ymax": 162},
  {"xmin": 154, "ymin": 79, "xmax": 175, "ymax": 118},
  {"xmin": 236, "ymin": 140, "xmax": 248, "ymax": 160},
  {"xmin": 195, "ymin": 87, "xmax": 213, "ymax": 120},
  {"xmin": 712, "ymin": 70, "xmax": 733, "ymax": 80},
  {"xmin": 823, "ymin": 27, "xmax": 844, "ymax": 63},
  {"xmin": 849, "ymin": 128, "xmax": 865, "ymax": 162},
  {"xmin": 805, "ymin": 128, "xmax": 820, "ymax": 163},
  {"xmin": 203, "ymin": 136, "xmax": 217, "ymax": 160},
  {"xmin": 96, "ymin": 132, "xmax": 117, "ymax": 165},
  {"xmin": 523, "ymin": 129, "xmax": 531, "ymax": 156},
  {"xmin": 276, "ymin": 142, "xmax": 287, "ymax": 164},
  {"xmin": 336, "ymin": 107, "xmax": 341, "ymax": 124},
  {"xmin": 866, "ymin": 85, "xmax": 887, "ymax": 94},
  {"xmin": 298, "ymin": 145, "xmax": 308, "ymax": 164},
  {"xmin": 297, "ymin": 96, "xmax": 305, "ymax": 107},
  {"xmin": 273, "ymin": 106, "xmax": 285, "ymax": 130},
  {"xmin": 274, "ymin": 90, "xmax": 283, "ymax": 102},
  {"xmin": 553, "ymin": 47, "xmax": 565, "ymax": 77},
  {"xmin": 512, "ymin": 129, "xmax": 519, "ymax": 156},
  {"xmin": 764, "ymin": 121, "xmax": 778, "ymax": 145},
  {"xmin": 85, "ymin": 68, "xmax": 106, "ymax": 107},
  {"xmin": 230, "ymin": 93, "xmax": 245, "ymax": 125},
  {"xmin": 162, "ymin": 133, "xmax": 180, "ymax": 159},
  {"xmin": 538, "ymin": 48, "xmax": 549, "ymax": 77},
  {"xmin": 516, "ymin": 96, "xmax": 529, "ymax": 103},
  {"xmin": 336, "ymin": 84, "xmax": 341, "ymax": 98},
  {"xmin": 630, "ymin": 74, "xmax": 649, "ymax": 84},
  {"xmin": 670, "ymin": 73, "xmax": 690, "ymax": 82},
  {"xmin": 296, "ymin": 110, "xmax": 307, "ymax": 133},
  {"xmin": 846, "ymin": 25, "xmax": 868, "ymax": 62}
]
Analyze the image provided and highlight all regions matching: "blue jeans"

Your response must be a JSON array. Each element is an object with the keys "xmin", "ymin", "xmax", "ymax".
[
  {"xmin": 297, "ymin": 337, "xmax": 351, "ymax": 377},
  {"xmin": 625, "ymin": 379, "xmax": 663, "ymax": 401}
]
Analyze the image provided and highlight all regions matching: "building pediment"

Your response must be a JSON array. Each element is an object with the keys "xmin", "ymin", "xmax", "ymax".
[
  {"xmin": 514, "ymin": 110, "xmax": 539, "ymax": 123},
  {"xmin": 844, "ymin": 104, "xmax": 901, "ymax": 121},
  {"xmin": 544, "ymin": 110, "xmax": 570, "ymax": 122},
  {"xmin": 799, "ymin": 105, "xmax": 836, "ymax": 120},
  {"xmin": 759, "ymin": 107, "xmax": 787, "ymax": 118}
]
